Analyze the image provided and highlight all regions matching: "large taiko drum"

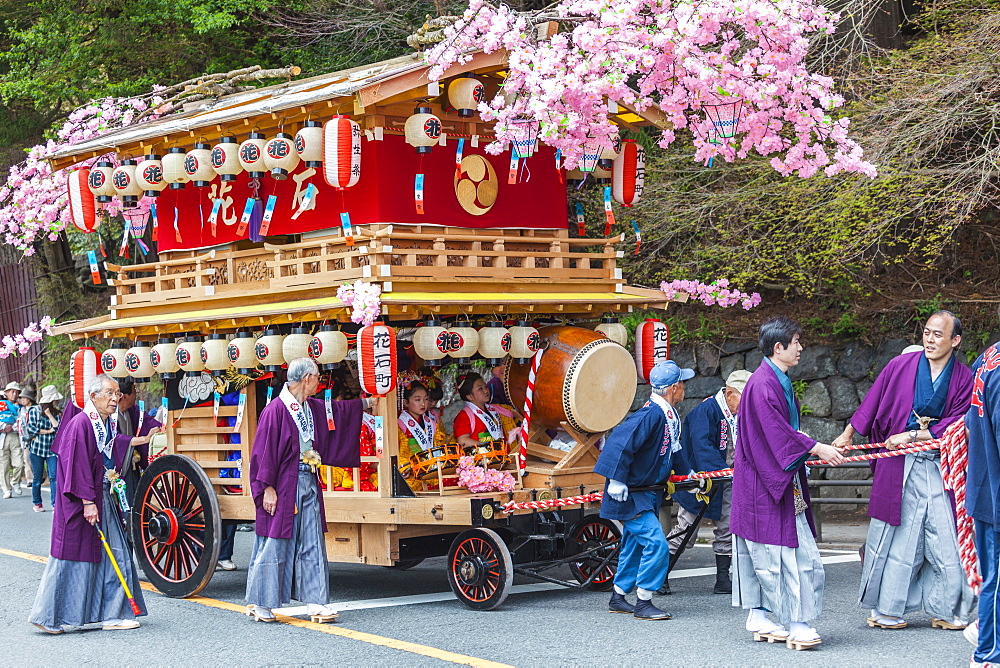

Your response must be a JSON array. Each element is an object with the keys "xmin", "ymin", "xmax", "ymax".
[{"xmin": 505, "ymin": 326, "xmax": 636, "ymax": 434}]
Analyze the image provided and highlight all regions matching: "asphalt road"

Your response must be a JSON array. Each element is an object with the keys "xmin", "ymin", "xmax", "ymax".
[{"xmin": 0, "ymin": 490, "xmax": 976, "ymax": 667}]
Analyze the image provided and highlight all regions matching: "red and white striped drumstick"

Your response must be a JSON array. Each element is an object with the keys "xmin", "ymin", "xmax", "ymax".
[{"xmin": 518, "ymin": 348, "xmax": 544, "ymax": 471}]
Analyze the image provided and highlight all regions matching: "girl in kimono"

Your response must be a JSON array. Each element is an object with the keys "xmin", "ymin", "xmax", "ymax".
[
  {"xmin": 452, "ymin": 373, "xmax": 519, "ymax": 449},
  {"xmin": 398, "ymin": 381, "xmax": 447, "ymax": 492}
]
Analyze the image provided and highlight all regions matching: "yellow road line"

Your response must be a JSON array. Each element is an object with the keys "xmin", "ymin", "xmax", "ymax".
[{"xmin": 1, "ymin": 547, "xmax": 511, "ymax": 668}]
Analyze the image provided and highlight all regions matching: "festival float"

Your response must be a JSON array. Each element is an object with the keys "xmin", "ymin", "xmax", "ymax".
[{"xmin": 46, "ymin": 49, "xmax": 723, "ymax": 610}]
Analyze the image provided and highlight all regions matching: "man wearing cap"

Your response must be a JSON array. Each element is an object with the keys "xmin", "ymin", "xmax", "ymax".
[
  {"xmin": 668, "ymin": 369, "xmax": 752, "ymax": 596},
  {"xmin": 0, "ymin": 381, "xmax": 24, "ymax": 498},
  {"xmin": 832, "ymin": 311, "xmax": 975, "ymax": 631},
  {"xmin": 595, "ymin": 359, "xmax": 695, "ymax": 620},
  {"xmin": 731, "ymin": 316, "xmax": 845, "ymax": 649}
]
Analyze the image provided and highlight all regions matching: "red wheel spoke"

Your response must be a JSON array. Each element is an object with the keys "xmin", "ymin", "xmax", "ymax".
[{"xmin": 150, "ymin": 483, "xmax": 170, "ymax": 511}]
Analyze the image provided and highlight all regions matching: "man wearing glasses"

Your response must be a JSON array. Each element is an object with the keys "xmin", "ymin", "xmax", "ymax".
[{"xmin": 28, "ymin": 375, "xmax": 147, "ymax": 633}]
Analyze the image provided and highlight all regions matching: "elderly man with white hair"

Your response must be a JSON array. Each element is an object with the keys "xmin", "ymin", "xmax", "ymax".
[
  {"xmin": 28, "ymin": 375, "xmax": 147, "ymax": 634},
  {"xmin": 245, "ymin": 358, "xmax": 375, "ymax": 623}
]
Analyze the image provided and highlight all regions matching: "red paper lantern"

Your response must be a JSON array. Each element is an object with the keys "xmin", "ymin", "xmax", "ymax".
[
  {"xmin": 612, "ymin": 139, "xmax": 646, "ymax": 207},
  {"xmin": 68, "ymin": 168, "xmax": 99, "ymax": 233},
  {"xmin": 634, "ymin": 318, "xmax": 670, "ymax": 382},
  {"xmin": 323, "ymin": 116, "xmax": 361, "ymax": 189},
  {"xmin": 356, "ymin": 322, "xmax": 397, "ymax": 396},
  {"xmin": 70, "ymin": 347, "xmax": 103, "ymax": 409}
]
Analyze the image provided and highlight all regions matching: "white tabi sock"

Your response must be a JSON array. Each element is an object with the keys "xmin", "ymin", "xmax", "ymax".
[
  {"xmin": 789, "ymin": 621, "xmax": 819, "ymax": 641},
  {"xmin": 746, "ymin": 608, "xmax": 768, "ymax": 629},
  {"xmin": 636, "ymin": 588, "xmax": 654, "ymax": 601},
  {"xmin": 613, "ymin": 585, "xmax": 627, "ymax": 596}
]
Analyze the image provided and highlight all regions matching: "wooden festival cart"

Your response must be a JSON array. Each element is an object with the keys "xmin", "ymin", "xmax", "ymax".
[{"xmin": 49, "ymin": 50, "xmax": 687, "ymax": 610}]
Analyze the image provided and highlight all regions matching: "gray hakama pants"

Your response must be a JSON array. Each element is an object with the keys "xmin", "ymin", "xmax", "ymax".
[
  {"xmin": 859, "ymin": 453, "xmax": 977, "ymax": 621},
  {"xmin": 246, "ymin": 470, "xmax": 329, "ymax": 609},
  {"xmin": 732, "ymin": 511, "xmax": 824, "ymax": 625},
  {"xmin": 28, "ymin": 482, "xmax": 147, "ymax": 627}
]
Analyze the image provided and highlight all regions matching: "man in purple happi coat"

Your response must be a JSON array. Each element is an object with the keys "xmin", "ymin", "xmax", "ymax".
[
  {"xmin": 731, "ymin": 316, "xmax": 845, "ymax": 649},
  {"xmin": 833, "ymin": 311, "xmax": 975, "ymax": 631},
  {"xmin": 28, "ymin": 375, "xmax": 147, "ymax": 633},
  {"xmin": 245, "ymin": 357, "xmax": 373, "ymax": 623}
]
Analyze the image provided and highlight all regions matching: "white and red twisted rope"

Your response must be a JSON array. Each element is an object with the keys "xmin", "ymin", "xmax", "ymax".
[
  {"xmin": 518, "ymin": 348, "xmax": 543, "ymax": 472},
  {"xmin": 938, "ymin": 419, "xmax": 982, "ymax": 593}
]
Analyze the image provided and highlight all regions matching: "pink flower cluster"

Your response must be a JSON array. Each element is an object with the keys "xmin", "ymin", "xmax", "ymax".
[
  {"xmin": 456, "ymin": 455, "xmax": 517, "ymax": 493},
  {"xmin": 336, "ymin": 280, "xmax": 383, "ymax": 326},
  {"xmin": 0, "ymin": 93, "xmax": 168, "ymax": 255},
  {"xmin": 660, "ymin": 279, "xmax": 762, "ymax": 310},
  {"xmin": 426, "ymin": 0, "xmax": 876, "ymax": 178},
  {"xmin": 0, "ymin": 316, "xmax": 53, "ymax": 360}
]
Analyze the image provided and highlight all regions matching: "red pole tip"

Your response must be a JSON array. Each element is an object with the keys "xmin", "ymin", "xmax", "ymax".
[{"xmin": 131, "ymin": 600, "xmax": 142, "ymax": 615}]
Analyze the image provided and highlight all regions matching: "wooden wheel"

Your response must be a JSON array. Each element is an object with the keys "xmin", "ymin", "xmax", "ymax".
[
  {"xmin": 567, "ymin": 516, "xmax": 620, "ymax": 591},
  {"xmin": 447, "ymin": 528, "xmax": 513, "ymax": 610},
  {"xmin": 131, "ymin": 454, "xmax": 221, "ymax": 598}
]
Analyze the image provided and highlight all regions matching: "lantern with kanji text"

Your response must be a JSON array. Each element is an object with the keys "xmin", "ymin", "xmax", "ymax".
[
  {"xmin": 404, "ymin": 106, "xmax": 441, "ymax": 153},
  {"xmin": 634, "ymin": 318, "xmax": 670, "ymax": 382},
  {"xmin": 176, "ymin": 336, "xmax": 206, "ymax": 376},
  {"xmin": 227, "ymin": 332, "xmax": 259, "ymax": 375},
  {"xmin": 112, "ymin": 159, "xmax": 143, "ymax": 207},
  {"xmin": 448, "ymin": 76, "xmax": 484, "ymax": 118},
  {"xmin": 88, "ymin": 160, "xmax": 116, "ymax": 203},
  {"xmin": 323, "ymin": 116, "xmax": 361, "ymax": 189},
  {"xmin": 184, "ymin": 142, "xmax": 215, "ymax": 187},
  {"xmin": 151, "ymin": 339, "xmax": 179, "ymax": 379},
  {"xmin": 412, "ymin": 318, "xmax": 448, "ymax": 367},
  {"xmin": 264, "ymin": 133, "xmax": 300, "ymax": 180},
  {"xmin": 477, "ymin": 322, "xmax": 511, "ymax": 365},
  {"xmin": 239, "ymin": 132, "xmax": 268, "ymax": 178},
  {"xmin": 135, "ymin": 153, "xmax": 166, "ymax": 197},
  {"xmin": 125, "ymin": 341, "xmax": 154, "ymax": 382},
  {"xmin": 201, "ymin": 334, "xmax": 231, "ymax": 376},
  {"xmin": 356, "ymin": 322, "xmax": 397, "ymax": 396},
  {"xmin": 69, "ymin": 168, "xmax": 99, "ymax": 233},
  {"xmin": 295, "ymin": 121, "xmax": 324, "ymax": 168},
  {"xmin": 211, "ymin": 137, "xmax": 242, "ymax": 181},
  {"xmin": 162, "ymin": 147, "xmax": 190, "ymax": 189},
  {"xmin": 509, "ymin": 321, "xmax": 542, "ymax": 363},
  {"xmin": 255, "ymin": 329, "xmax": 286, "ymax": 372},
  {"xmin": 612, "ymin": 139, "xmax": 645, "ymax": 208},
  {"xmin": 446, "ymin": 325, "xmax": 480, "ymax": 364},
  {"xmin": 101, "ymin": 344, "xmax": 129, "ymax": 379}
]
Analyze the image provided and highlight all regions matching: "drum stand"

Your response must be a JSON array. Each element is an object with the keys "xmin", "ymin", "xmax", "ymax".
[{"xmin": 520, "ymin": 423, "xmax": 604, "ymax": 488}]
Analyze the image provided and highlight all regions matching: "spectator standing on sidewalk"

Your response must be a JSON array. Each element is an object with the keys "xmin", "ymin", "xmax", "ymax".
[
  {"xmin": 0, "ymin": 381, "xmax": 24, "ymax": 498},
  {"xmin": 22, "ymin": 385, "xmax": 62, "ymax": 511}
]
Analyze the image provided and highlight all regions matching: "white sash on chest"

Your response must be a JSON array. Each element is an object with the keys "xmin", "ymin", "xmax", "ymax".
[
  {"xmin": 84, "ymin": 400, "xmax": 117, "ymax": 459},
  {"xmin": 279, "ymin": 385, "xmax": 314, "ymax": 444},
  {"xmin": 714, "ymin": 389, "xmax": 737, "ymax": 447},
  {"xmin": 399, "ymin": 410, "xmax": 436, "ymax": 451},
  {"xmin": 648, "ymin": 393, "xmax": 681, "ymax": 454},
  {"xmin": 464, "ymin": 402, "xmax": 502, "ymax": 439}
]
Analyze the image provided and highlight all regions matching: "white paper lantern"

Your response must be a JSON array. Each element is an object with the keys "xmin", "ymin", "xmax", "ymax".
[
  {"xmin": 448, "ymin": 76, "xmax": 484, "ymax": 118},
  {"xmin": 509, "ymin": 320, "xmax": 542, "ymax": 363},
  {"xmin": 594, "ymin": 162, "xmax": 612, "ymax": 184},
  {"xmin": 162, "ymin": 147, "xmax": 190, "ymax": 190},
  {"xmin": 151, "ymin": 339, "xmax": 180, "ymax": 379},
  {"xmin": 101, "ymin": 345, "xmax": 130, "ymax": 379},
  {"xmin": 412, "ymin": 319, "xmax": 448, "ymax": 368},
  {"xmin": 201, "ymin": 334, "xmax": 231, "ymax": 376},
  {"xmin": 125, "ymin": 342, "xmax": 155, "ymax": 382},
  {"xmin": 112, "ymin": 159, "xmax": 143, "ymax": 208},
  {"xmin": 308, "ymin": 326, "xmax": 348, "ymax": 371},
  {"xmin": 477, "ymin": 322, "xmax": 511, "ymax": 365},
  {"xmin": 88, "ymin": 160, "xmax": 116, "ymax": 203},
  {"xmin": 211, "ymin": 137, "xmax": 242, "ymax": 182},
  {"xmin": 239, "ymin": 132, "xmax": 268, "ymax": 178},
  {"xmin": 446, "ymin": 325, "xmax": 479, "ymax": 363},
  {"xmin": 595, "ymin": 315, "xmax": 628, "ymax": 347},
  {"xmin": 264, "ymin": 133, "xmax": 300, "ymax": 180},
  {"xmin": 227, "ymin": 333, "xmax": 259, "ymax": 374},
  {"xmin": 634, "ymin": 318, "xmax": 670, "ymax": 382},
  {"xmin": 134, "ymin": 153, "xmax": 166, "ymax": 198},
  {"xmin": 70, "ymin": 347, "xmax": 102, "ymax": 409},
  {"xmin": 255, "ymin": 329, "xmax": 285, "ymax": 371},
  {"xmin": 295, "ymin": 121, "xmax": 324, "ymax": 168},
  {"xmin": 185, "ymin": 142, "xmax": 215, "ymax": 187},
  {"xmin": 282, "ymin": 327, "xmax": 313, "ymax": 363},
  {"xmin": 176, "ymin": 336, "xmax": 206, "ymax": 376},
  {"xmin": 404, "ymin": 106, "xmax": 441, "ymax": 154}
]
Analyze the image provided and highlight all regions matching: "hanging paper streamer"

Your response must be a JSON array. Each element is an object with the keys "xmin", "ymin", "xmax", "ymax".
[
  {"xmin": 373, "ymin": 415, "xmax": 384, "ymax": 457},
  {"xmin": 291, "ymin": 183, "xmax": 317, "ymax": 220},
  {"xmin": 99, "ymin": 239, "xmax": 107, "ymax": 258},
  {"xmin": 208, "ymin": 198, "xmax": 222, "ymax": 236},
  {"xmin": 118, "ymin": 223, "xmax": 130, "ymax": 259},
  {"xmin": 631, "ymin": 219, "xmax": 641, "ymax": 255},
  {"xmin": 237, "ymin": 197, "xmax": 254, "ymax": 237},
  {"xmin": 575, "ymin": 202, "xmax": 586, "ymax": 237},
  {"xmin": 340, "ymin": 212, "xmax": 355, "ymax": 247},
  {"xmin": 508, "ymin": 152, "xmax": 519, "ymax": 185},
  {"xmin": 455, "ymin": 138, "xmax": 465, "ymax": 180},
  {"xmin": 259, "ymin": 195, "xmax": 278, "ymax": 236},
  {"xmin": 233, "ymin": 389, "xmax": 247, "ymax": 433},
  {"xmin": 414, "ymin": 173, "xmax": 425, "ymax": 215},
  {"xmin": 603, "ymin": 186, "xmax": 616, "ymax": 237},
  {"xmin": 87, "ymin": 250, "xmax": 101, "ymax": 285},
  {"xmin": 555, "ymin": 149, "xmax": 564, "ymax": 184},
  {"xmin": 151, "ymin": 201, "xmax": 158, "ymax": 243},
  {"xmin": 173, "ymin": 207, "xmax": 182, "ymax": 243},
  {"xmin": 213, "ymin": 390, "xmax": 220, "ymax": 420},
  {"xmin": 265, "ymin": 385, "xmax": 274, "ymax": 406},
  {"xmin": 156, "ymin": 397, "xmax": 168, "ymax": 425},
  {"xmin": 324, "ymin": 388, "xmax": 336, "ymax": 430}
]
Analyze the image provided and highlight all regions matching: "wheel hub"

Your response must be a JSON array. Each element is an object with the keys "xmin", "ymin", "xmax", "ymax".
[
  {"xmin": 458, "ymin": 556, "xmax": 487, "ymax": 587},
  {"xmin": 147, "ymin": 508, "xmax": 182, "ymax": 545}
]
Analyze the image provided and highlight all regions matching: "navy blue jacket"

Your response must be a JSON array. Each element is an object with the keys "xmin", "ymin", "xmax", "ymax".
[
  {"xmin": 967, "ymin": 344, "xmax": 1000, "ymax": 527},
  {"xmin": 674, "ymin": 397, "xmax": 730, "ymax": 520},
  {"xmin": 594, "ymin": 400, "xmax": 685, "ymax": 521}
]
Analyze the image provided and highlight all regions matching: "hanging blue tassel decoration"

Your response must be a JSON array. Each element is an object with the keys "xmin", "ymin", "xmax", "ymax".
[{"xmin": 249, "ymin": 198, "xmax": 264, "ymax": 242}]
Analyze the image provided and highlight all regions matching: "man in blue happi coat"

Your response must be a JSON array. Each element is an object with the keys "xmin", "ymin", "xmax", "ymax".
[
  {"xmin": 966, "ymin": 324, "xmax": 1000, "ymax": 667},
  {"xmin": 595, "ymin": 360, "xmax": 695, "ymax": 620},
  {"xmin": 668, "ymin": 369, "xmax": 751, "ymax": 596}
]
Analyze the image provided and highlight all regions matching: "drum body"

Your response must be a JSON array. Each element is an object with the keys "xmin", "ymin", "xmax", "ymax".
[
  {"xmin": 410, "ymin": 444, "xmax": 462, "ymax": 479},
  {"xmin": 505, "ymin": 326, "xmax": 636, "ymax": 434}
]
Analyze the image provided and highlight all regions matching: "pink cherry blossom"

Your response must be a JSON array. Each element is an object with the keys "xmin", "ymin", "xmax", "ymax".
[{"xmin": 660, "ymin": 279, "xmax": 761, "ymax": 309}]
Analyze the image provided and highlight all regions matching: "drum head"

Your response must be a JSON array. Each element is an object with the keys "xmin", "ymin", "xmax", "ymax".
[{"xmin": 564, "ymin": 340, "xmax": 637, "ymax": 433}]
